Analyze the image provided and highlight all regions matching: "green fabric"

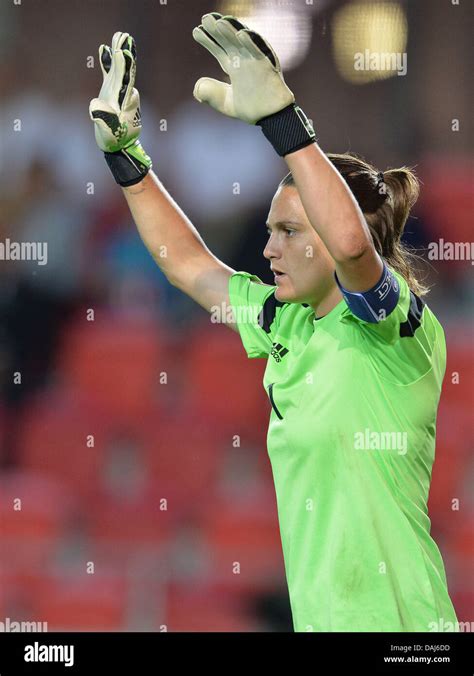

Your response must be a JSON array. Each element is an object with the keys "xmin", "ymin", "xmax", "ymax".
[
  {"xmin": 228, "ymin": 268, "xmax": 458, "ymax": 632},
  {"xmin": 124, "ymin": 139, "xmax": 152, "ymax": 170}
]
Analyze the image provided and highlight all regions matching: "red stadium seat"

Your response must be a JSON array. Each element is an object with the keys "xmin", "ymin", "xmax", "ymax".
[
  {"xmin": 17, "ymin": 387, "xmax": 178, "ymax": 502},
  {"xmin": 442, "ymin": 334, "xmax": 474, "ymax": 419},
  {"xmin": 140, "ymin": 413, "xmax": 224, "ymax": 511},
  {"xmin": 180, "ymin": 322, "xmax": 270, "ymax": 441},
  {"xmin": 89, "ymin": 488, "xmax": 175, "ymax": 546},
  {"xmin": 200, "ymin": 492, "xmax": 286, "ymax": 586},
  {"xmin": 450, "ymin": 517, "xmax": 474, "ymax": 568},
  {"xmin": 32, "ymin": 574, "xmax": 128, "ymax": 631},
  {"xmin": 17, "ymin": 390, "xmax": 117, "ymax": 499},
  {"xmin": 55, "ymin": 315, "xmax": 166, "ymax": 425},
  {"xmin": 429, "ymin": 442, "xmax": 470, "ymax": 527},
  {"xmin": 446, "ymin": 517, "xmax": 474, "ymax": 625},
  {"xmin": 0, "ymin": 471, "xmax": 74, "ymax": 571},
  {"xmin": 0, "ymin": 571, "xmax": 53, "ymax": 622},
  {"xmin": 419, "ymin": 158, "xmax": 473, "ymax": 245},
  {"xmin": 162, "ymin": 582, "xmax": 256, "ymax": 632},
  {"xmin": 432, "ymin": 329, "xmax": 474, "ymax": 527}
]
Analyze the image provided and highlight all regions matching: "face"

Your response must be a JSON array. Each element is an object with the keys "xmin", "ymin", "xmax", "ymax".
[{"xmin": 264, "ymin": 185, "xmax": 337, "ymax": 305}]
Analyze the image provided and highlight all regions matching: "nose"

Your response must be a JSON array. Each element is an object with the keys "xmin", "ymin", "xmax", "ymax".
[{"xmin": 263, "ymin": 232, "xmax": 281, "ymax": 261}]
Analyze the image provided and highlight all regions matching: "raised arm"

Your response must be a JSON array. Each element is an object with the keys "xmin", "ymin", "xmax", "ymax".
[
  {"xmin": 89, "ymin": 31, "xmax": 237, "ymax": 329},
  {"xmin": 192, "ymin": 12, "xmax": 384, "ymax": 295},
  {"xmin": 121, "ymin": 171, "xmax": 236, "ymax": 318},
  {"xmin": 284, "ymin": 145, "xmax": 383, "ymax": 291}
]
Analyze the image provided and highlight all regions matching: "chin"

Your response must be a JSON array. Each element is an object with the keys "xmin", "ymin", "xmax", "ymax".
[
  {"xmin": 275, "ymin": 284, "xmax": 297, "ymax": 303},
  {"xmin": 276, "ymin": 282, "xmax": 313, "ymax": 305}
]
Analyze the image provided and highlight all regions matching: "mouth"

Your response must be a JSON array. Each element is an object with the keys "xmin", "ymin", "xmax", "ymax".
[
  {"xmin": 271, "ymin": 268, "xmax": 286, "ymax": 280},
  {"xmin": 273, "ymin": 271, "xmax": 287, "ymax": 285}
]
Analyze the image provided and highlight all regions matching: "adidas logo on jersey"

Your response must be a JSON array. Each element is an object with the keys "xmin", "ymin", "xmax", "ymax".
[{"xmin": 270, "ymin": 342, "xmax": 289, "ymax": 362}]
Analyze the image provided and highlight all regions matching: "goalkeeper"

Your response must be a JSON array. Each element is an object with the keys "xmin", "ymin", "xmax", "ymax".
[{"xmin": 90, "ymin": 14, "xmax": 459, "ymax": 632}]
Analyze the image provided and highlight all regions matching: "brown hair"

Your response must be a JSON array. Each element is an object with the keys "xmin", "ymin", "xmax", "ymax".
[{"xmin": 280, "ymin": 152, "xmax": 428, "ymax": 295}]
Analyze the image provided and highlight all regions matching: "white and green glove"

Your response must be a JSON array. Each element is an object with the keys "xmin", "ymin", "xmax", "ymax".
[
  {"xmin": 192, "ymin": 12, "xmax": 316, "ymax": 156},
  {"xmin": 89, "ymin": 32, "xmax": 152, "ymax": 187}
]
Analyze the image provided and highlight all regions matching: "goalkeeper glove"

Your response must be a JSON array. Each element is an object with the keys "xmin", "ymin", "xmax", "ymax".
[
  {"xmin": 192, "ymin": 12, "xmax": 316, "ymax": 156},
  {"xmin": 89, "ymin": 32, "xmax": 152, "ymax": 187}
]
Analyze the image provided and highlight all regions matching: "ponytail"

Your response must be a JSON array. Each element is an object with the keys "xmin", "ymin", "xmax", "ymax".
[{"xmin": 280, "ymin": 153, "xmax": 429, "ymax": 296}]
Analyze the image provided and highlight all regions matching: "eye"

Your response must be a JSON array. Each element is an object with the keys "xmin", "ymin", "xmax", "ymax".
[{"xmin": 284, "ymin": 228, "xmax": 296, "ymax": 237}]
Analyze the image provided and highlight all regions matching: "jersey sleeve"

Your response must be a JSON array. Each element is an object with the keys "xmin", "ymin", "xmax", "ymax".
[
  {"xmin": 337, "ymin": 265, "xmax": 441, "ymax": 384},
  {"xmin": 341, "ymin": 269, "xmax": 446, "ymax": 385},
  {"xmin": 337, "ymin": 265, "xmax": 422, "ymax": 345},
  {"xmin": 228, "ymin": 271, "xmax": 285, "ymax": 358}
]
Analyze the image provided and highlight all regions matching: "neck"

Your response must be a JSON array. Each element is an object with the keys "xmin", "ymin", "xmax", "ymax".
[{"xmin": 310, "ymin": 285, "xmax": 343, "ymax": 319}]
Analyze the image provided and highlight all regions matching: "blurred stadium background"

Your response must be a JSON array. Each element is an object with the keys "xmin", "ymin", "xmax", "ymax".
[{"xmin": 0, "ymin": 0, "xmax": 472, "ymax": 631}]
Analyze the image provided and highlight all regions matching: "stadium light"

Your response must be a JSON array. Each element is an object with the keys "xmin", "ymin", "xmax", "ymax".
[
  {"xmin": 332, "ymin": 1, "xmax": 408, "ymax": 84},
  {"xmin": 220, "ymin": 0, "xmax": 313, "ymax": 71}
]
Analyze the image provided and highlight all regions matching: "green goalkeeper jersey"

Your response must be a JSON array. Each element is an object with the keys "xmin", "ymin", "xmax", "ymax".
[{"xmin": 228, "ymin": 267, "xmax": 458, "ymax": 632}]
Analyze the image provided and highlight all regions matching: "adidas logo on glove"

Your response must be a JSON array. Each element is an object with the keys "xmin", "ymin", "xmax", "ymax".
[{"xmin": 132, "ymin": 108, "xmax": 141, "ymax": 128}]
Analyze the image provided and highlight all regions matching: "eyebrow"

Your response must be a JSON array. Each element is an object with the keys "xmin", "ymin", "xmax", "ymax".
[{"xmin": 265, "ymin": 220, "xmax": 301, "ymax": 229}]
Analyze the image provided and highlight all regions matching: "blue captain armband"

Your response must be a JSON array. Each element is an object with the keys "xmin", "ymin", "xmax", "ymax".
[{"xmin": 334, "ymin": 262, "xmax": 400, "ymax": 323}]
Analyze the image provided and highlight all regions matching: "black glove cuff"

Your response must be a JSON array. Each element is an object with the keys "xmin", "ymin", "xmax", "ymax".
[
  {"xmin": 257, "ymin": 104, "xmax": 316, "ymax": 157},
  {"xmin": 104, "ymin": 149, "xmax": 150, "ymax": 187}
]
